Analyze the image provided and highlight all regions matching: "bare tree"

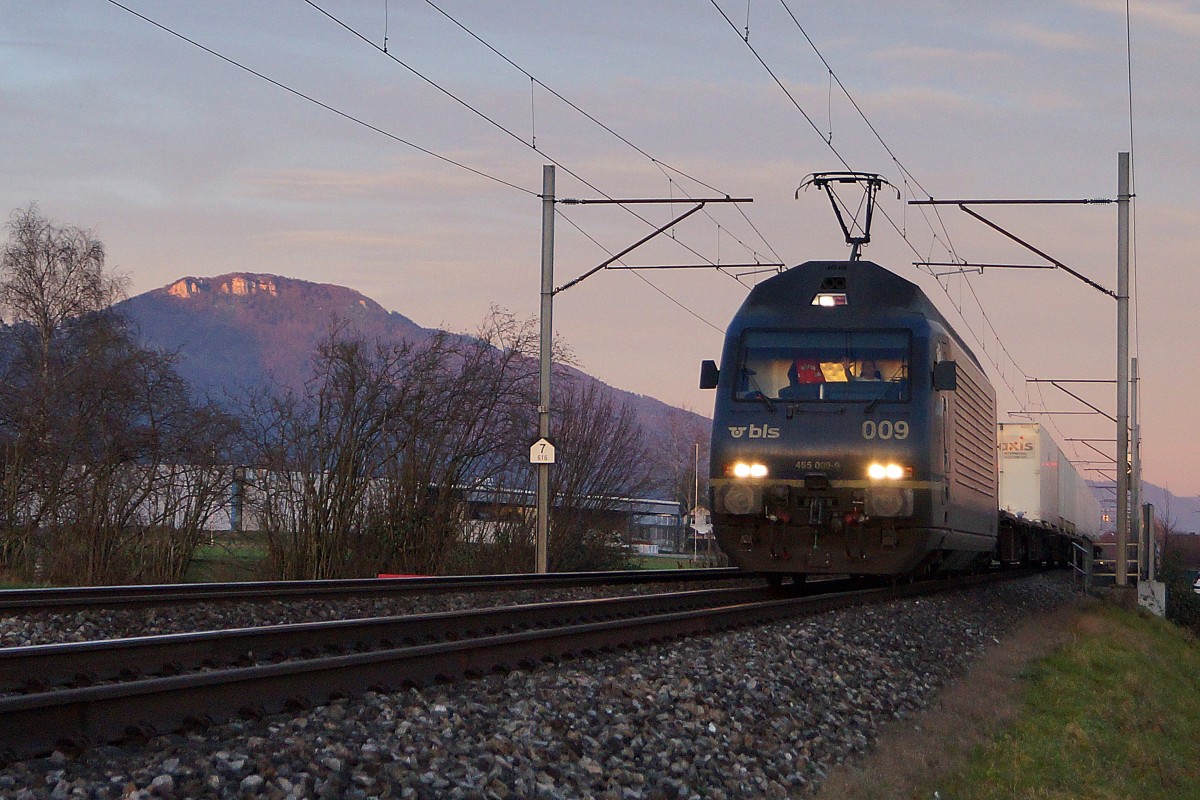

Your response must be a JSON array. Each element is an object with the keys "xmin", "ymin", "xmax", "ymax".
[
  {"xmin": 0, "ymin": 208, "xmax": 126, "ymax": 569},
  {"xmin": 245, "ymin": 307, "xmax": 665, "ymax": 578},
  {"xmin": 1, "ymin": 205, "xmax": 126, "ymax": 365},
  {"xmin": 241, "ymin": 323, "xmax": 402, "ymax": 580},
  {"xmin": 363, "ymin": 311, "xmax": 539, "ymax": 576},
  {"xmin": 0, "ymin": 207, "xmax": 237, "ymax": 584},
  {"xmin": 541, "ymin": 375, "xmax": 653, "ymax": 572},
  {"xmin": 241, "ymin": 310, "xmax": 540, "ymax": 579}
]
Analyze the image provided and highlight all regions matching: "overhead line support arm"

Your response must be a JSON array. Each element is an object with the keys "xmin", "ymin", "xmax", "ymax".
[
  {"xmin": 907, "ymin": 198, "xmax": 1119, "ymax": 299},
  {"xmin": 954, "ymin": 205, "xmax": 1117, "ymax": 299},
  {"xmin": 554, "ymin": 202, "xmax": 708, "ymax": 295},
  {"xmin": 553, "ymin": 197, "xmax": 754, "ymax": 295},
  {"xmin": 1051, "ymin": 382, "xmax": 1116, "ymax": 423}
]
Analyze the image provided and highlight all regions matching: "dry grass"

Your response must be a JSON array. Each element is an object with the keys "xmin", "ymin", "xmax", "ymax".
[{"xmin": 814, "ymin": 600, "xmax": 1093, "ymax": 800}]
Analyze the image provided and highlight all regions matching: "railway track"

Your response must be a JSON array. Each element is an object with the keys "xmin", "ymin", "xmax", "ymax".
[
  {"xmin": 0, "ymin": 571, "xmax": 1025, "ymax": 763},
  {"xmin": 2, "ymin": 585, "xmax": 781, "ymax": 694},
  {"xmin": 0, "ymin": 567, "xmax": 746, "ymax": 613}
]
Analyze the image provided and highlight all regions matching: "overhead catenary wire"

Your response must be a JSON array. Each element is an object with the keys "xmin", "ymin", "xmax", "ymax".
[
  {"xmin": 420, "ymin": 0, "xmax": 736, "ymax": 198},
  {"xmin": 101, "ymin": 0, "xmax": 535, "ymax": 196},
  {"xmin": 305, "ymin": 0, "xmax": 758, "ymax": 285},
  {"xmin": 416, "ymin": 0, "xmax": 783, "ymax": 267},
  {"xmin": 306, "ymin": 0, "xmax": 779, "ymax": 308},
  {"xmin": 109, "ymin": 0, "xmax": 736, "ymax": 268},
  {"xmin": 775, "ymin": 0, "xmax": 960, "ymax": 258},
  {"xmin": 708, "ymin": 0, "xmax": 923, "ymax": 262}
]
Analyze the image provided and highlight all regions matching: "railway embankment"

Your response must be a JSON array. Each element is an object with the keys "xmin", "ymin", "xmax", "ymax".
[{"xmin": 0, "ymin": 573, "xmax": 1080, "ymax": 799}]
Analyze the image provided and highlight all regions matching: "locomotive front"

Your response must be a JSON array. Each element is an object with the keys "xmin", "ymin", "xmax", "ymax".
[{"xmin": 702, "ymin": 260, "xmax": 983, "ymax": 578}]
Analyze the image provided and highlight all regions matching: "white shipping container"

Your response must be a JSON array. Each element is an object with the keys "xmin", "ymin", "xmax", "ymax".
[{"xmin": 997, "ymin": 422, "xmax": 1101, "ymax": 539}]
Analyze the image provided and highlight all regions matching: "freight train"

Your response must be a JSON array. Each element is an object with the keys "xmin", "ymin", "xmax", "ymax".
[{"xmin": 699, "ymin": 258, "xmax": 1100, "ymax": 580}]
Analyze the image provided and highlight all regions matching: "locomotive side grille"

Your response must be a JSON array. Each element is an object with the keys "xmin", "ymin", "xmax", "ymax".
[{"xmin": 952, "ymin": 366, "xmax": 997, "ymax": 497}]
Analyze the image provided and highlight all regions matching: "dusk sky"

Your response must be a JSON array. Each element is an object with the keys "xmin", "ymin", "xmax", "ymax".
[{"xmin": 4, "ymin": 2, "xmax": 1198, "ymax": 498}]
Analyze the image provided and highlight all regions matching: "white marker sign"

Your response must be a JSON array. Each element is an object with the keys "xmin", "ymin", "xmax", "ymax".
[{"xmin": 530, "ymin": 438, "xmax": 556, "ymax": 464}]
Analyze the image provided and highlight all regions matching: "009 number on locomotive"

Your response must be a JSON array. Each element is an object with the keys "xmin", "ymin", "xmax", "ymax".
[{"xmin": 861, "ymin": 420, "xmax": 909, "ymax": 440}]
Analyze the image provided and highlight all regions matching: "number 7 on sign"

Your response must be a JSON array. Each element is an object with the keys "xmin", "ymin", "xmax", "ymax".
[{"xmin": 529, "ymin": 437, "xmax": 556, "ymax": 464}]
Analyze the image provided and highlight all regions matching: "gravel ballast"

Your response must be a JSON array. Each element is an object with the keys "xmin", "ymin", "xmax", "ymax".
[{"xmin": 0, "ymin": 572, "xmax": 1079, "ymax": 799}]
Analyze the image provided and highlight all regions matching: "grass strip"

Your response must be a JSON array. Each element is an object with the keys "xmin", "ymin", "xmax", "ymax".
[{"xmin": 929, "ymin": 603, "xmax": 1200, "ymax": 800}]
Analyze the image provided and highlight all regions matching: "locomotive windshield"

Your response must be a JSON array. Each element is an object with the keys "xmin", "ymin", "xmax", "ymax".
[{"xmin": 735, "ymin": 330, "xmax": 910, "ymax": 403}]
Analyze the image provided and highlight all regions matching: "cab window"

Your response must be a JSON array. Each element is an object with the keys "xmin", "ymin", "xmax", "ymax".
[{"xmin": 735, "ymin": 330, "xmax": 911, "ymax": 403}]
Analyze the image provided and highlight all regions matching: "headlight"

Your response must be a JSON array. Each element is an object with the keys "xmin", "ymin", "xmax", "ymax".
[
  {"xmin": 731, "ymin": 462, "xmax": 768, "ymax": 479},
  {"xmin": 867, "ymin": 462, "xmax": 910, "ymax": 480}
]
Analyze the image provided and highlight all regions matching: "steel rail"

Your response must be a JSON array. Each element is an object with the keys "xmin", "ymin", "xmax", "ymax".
[
  {"xmin": 0, "ymin": 571, "xmax": 1027, "ymax": 762},
  {"xmin": 0, "ymin": 568, "xmax": 748, "ymax": 613},
  {"xmin": 1, "ymin": 585, "xmax": 781, "ymax": 693}
]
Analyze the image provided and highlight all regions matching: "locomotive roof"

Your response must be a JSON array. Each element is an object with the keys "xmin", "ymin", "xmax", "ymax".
[{"xmin": 731, "ymin": 259, "xmax": 985, "ymax": 371}]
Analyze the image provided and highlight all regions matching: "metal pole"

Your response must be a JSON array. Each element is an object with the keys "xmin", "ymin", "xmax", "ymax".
[
  {"xmin": 1131, "ymin": 357, "xmax": 1142, "ymax": 578},
  {"xmin": 693, "ymin": 443, "xmax": 699, "ymax": 562},
  {"xmin": 536, "ymin": 165, "xmax": 555, "ymax": 574},
  {"xmin": 1115, "ymin": 152, "xmax": 1131, "ymax": 587},
  {"xmin": 1145, "ymin": 503, "xmax": 1156, "ymax": 584}
]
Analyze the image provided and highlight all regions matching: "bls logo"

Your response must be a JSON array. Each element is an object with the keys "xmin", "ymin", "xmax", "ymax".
[{"xmin": 728, "ymin": 424, "xmax": 780, "ymax": 439}]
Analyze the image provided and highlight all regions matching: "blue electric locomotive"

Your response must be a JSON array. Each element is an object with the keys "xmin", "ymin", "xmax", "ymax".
[{"xmin": 700, "ymin": 259, "xmax": 998, "ymax": 578}]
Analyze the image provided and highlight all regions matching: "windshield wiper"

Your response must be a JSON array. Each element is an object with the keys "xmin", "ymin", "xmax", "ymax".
[
  {"xmin": 740, "ymin": 368, "xmax": 775, "ymax": 413},
  {"xmin": 863, "ymin": 382, "xmax": 896, "ymax": 415}
]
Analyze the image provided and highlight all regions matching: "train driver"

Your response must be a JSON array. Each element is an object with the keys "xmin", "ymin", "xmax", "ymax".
[
  {"xmin": 856, "ymin": 359, "xmax": 883, "ymax": 381},
  {"xmin": 778, "ymin": 358, "xmax": 824, "ymax": 399}
]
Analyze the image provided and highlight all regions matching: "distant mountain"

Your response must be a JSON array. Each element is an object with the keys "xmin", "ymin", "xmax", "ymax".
[
  {"xmin": 118, "ymin": 273, "xmax": 710, "ymax": 487},
  {"xmin": 1123, "ymin": 482, "xmax": 1200, "ymax": 532},
  {"xmin": 117, "ymin": 273, "xmax": 431, "ymax": 397}
]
